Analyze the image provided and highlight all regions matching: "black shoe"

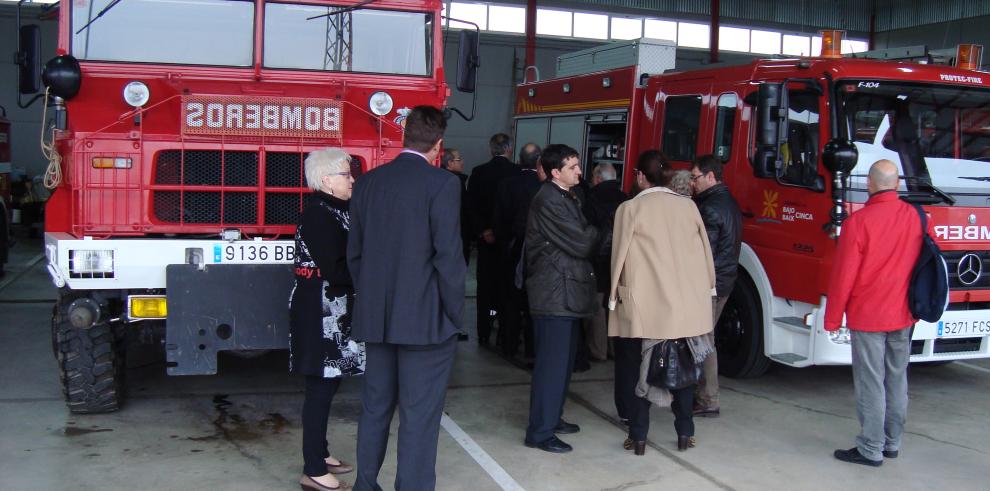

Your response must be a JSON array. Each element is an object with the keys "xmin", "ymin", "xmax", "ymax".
[
  {"xmin": 554, "ymin": 419, "xmax": 580, "ymax": 434},
  {"xmin": 457, "ymin": 333, "xmax": 469, "ymax": 341},
  {"xmin": 883, "ymin": 450, "xmax": 899, "ymax": 459},
  {"xmin": 834, "ymin": 447, "xmax": 882, "ymax": 467},
  {"xmin": 525, "ymin": 436, "xmax": 572, "ymax": 453}
]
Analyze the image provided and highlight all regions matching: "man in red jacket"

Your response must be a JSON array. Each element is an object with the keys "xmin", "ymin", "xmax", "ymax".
[{"xmin": 824, "ymin": 159, "xmax": 922, "ymax": 467}]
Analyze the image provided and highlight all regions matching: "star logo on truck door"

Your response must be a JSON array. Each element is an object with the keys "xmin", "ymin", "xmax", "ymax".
[{"xmin": 762, "ymin": 190, "xmax": 779, "ymax": 219}]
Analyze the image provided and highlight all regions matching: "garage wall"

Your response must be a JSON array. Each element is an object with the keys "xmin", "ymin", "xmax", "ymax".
[
  {"xmin": 0, "ymin": 6, "xmax": 58, "ymax": 180},
  {"xmin": 875, "ymin": 16, "xmax": 990, "ymax": 52}
]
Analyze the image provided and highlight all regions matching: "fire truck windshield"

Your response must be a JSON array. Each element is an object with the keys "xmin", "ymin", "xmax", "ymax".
[
  {"xmin": 264, "ymin": 3, "xmax": 432, "ymax": 76},
  {"xmin": 840, "ymin": 80, "xmax": 990, "ymax": 206},
  {"xmin": 72, "ymin": 0, "xmax": 255, "ymax": 66},
  {"xmin": 70, "ymin": 0, "xmax": 433, "ymax": 76}
]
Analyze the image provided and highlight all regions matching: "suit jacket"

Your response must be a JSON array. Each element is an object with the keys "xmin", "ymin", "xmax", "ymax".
[
  {"xmin": 608, "ymin": 186, "xmax": 715, "ymax": 340},
  {"xmin": 347, "ymin": 151, "xmax": 467, "ymax": 345},
  {"xmin": 493, "ymin": 169, "xmax": 541, "ymax": 253},
  {"xmin": 467, "ymin": 155, "xmax": 519, "ymax": 237}
]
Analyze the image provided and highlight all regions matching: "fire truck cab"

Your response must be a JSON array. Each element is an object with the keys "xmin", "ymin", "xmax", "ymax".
[
  {"xmin": 515, "ymin": 38, "xmax": 990, "ymax": 377},
  {"xmin": 33, "ymin": 0, "xmax": 471, "ymax": 413}
]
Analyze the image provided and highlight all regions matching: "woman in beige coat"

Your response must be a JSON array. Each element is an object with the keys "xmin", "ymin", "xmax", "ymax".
[{"xmin": 608, "ymin": 151, "xmax": 715, "ymax": 454}]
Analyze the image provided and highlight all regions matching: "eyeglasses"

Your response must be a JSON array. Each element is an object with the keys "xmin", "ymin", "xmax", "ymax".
[
  {"xmin": 689, "ymin": 173, "xmax": 705, "ymax": 181},
  {"xmin": 451, "ymin": 158, "xmax": 463, "ymax": 162}
]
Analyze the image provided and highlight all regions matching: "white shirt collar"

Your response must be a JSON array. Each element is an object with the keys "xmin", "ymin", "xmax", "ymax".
[{"xmin": 400, "ymin": 149, "xmax": 429, "ymax": 162}]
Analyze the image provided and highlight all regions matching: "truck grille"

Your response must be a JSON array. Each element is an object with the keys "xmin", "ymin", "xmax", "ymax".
[
  {"xmin": 943, "ymin": 251, "xmax": 990, "ymax": 290},
  {"xmin": 152, "ymin": 150, "xmax": 306, "ymax": 226}
]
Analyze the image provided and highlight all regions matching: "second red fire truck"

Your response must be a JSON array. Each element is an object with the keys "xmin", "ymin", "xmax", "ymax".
[{"xmin": 515, "ymin": 35, "xmax": 990, "ymax": 377}]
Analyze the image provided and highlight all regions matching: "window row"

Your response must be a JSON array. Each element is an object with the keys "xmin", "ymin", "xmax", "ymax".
[{"xmin": 443, "ymin": 2, "xmax": 869, "ymax": 55}]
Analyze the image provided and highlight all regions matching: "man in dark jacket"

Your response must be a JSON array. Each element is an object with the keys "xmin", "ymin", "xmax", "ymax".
[
  {"xmin": 690, "ymin": 155, "xmax": 742, "ymax": 418},
  {"xmin": 468, "ymin": 133, "xmax": 519, "ymax": 346},
  {"xmin": 523, "ymin": 144, "xmax": 600, "ymax": 454},
  {"xmin": 583, "ymin": 162, "xmax": 628, "ymax": 362},
  {"xmin": 347, "ymin": 106, "xmax": 466, "ymax": 490},
  {"xmin": 442, "ymin": 148, "xmax": 472, "ymax": 268},
  {"xmin": 493, "ymin": 143, "xmax": 542, "ymax": 358}
]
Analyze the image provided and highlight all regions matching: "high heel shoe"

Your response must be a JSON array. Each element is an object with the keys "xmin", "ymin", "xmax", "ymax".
[
  {"xmin": 633, "ymin": 441, "xmax": 646, "ymax": 456},
  {"xmin": 677, "ymin": 435, "xmax": 696, "ymax": 451},
  {"xmin": 623, "ymin": 438, "xmax": 633, "ymax": 450}
]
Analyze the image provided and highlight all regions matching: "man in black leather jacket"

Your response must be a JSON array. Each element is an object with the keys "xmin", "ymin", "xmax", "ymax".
[
  {"xmin": 690, "ymin": 155, "xmax": 742, "ymax": 418},
  {"xmin": 523, "ymin": 144, "xmax": 599, "ymax": 454}
]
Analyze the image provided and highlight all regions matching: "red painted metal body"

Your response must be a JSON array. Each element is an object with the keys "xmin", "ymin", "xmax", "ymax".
[
  {"xmin": 45, "ymin": 0, "xmax": 447, "ymax": 240},
  {"xmin": 517, "ymin": 56, "xmax": 990, "ymax": 308}
]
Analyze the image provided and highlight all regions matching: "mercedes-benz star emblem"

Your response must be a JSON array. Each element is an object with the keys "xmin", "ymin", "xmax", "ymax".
[{"xmin": 957, "ymin": 253, "xmax": 983, "ymax": 286}]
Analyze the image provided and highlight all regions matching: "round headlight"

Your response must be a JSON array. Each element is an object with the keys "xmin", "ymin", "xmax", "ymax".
[
  {"xmin": 368, "ymin": 91, "xmax": 393, "ymax": 116},
  {"xmin": 123, "ymin": 81, "xmax": 150, "ymax": 107}
]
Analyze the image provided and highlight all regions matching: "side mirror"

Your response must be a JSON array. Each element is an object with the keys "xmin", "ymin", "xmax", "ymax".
[
  {"xmin": 756, "ymin": 83, "xmax": 782, "ymax": 147},
  {"xmin": 17, "ymin": 25, "xmax": 41, "ymax": 94},
  {"xmin": 753, "ymin": 83, "xmax": 786, "ymax": 177},
  {"xmin": 456, "ymin": 30, "xmax": 480, "ymax": 93},
  {"xmin": 822, "ymin": 138, "xmax": 858, "ymax": 174}
]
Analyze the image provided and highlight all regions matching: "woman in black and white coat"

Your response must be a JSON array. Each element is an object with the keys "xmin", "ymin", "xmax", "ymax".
[{"xmin": 289, "ymin": 147, "xmax": 365, "ymax": 491}]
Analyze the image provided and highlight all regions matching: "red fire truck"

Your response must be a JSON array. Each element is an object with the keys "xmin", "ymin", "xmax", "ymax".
[
  {"xmin": 515, "ymin": 36, "xmax": 990, "ymax": 377},
  {"xmin": 30, "ymin": 0, "xmax": 472, "ymax": 413}
]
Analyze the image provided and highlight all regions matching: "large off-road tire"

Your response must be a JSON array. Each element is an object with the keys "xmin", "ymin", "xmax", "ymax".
[
  {"xmin": 716, "ymin": 274, "xmax": 771, "ymax": 378},
  {"xmin": 52, "ymin": 295, "xmax": 126, "ymax": 413}
]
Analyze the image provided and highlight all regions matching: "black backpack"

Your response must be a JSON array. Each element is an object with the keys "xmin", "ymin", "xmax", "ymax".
[{"xmin": 908, "ymin": 204, "xmax": 949, "ymax": 323}]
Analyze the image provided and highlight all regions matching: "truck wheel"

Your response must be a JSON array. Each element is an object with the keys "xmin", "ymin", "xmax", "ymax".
[
  {"xmin": 52, "ymin": 295, "xmax": 125, "ymax": 413},
  {"xmin": 716, "ymin": 275, "xmax": 771, "ymax": 378}
]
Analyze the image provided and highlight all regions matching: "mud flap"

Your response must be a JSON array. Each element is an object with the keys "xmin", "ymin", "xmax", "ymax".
[{"xmin": 165, "ymin": 264, "xmax": 293, "ymax": 375}]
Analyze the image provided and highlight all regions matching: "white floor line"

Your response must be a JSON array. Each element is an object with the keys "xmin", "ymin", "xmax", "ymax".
[
  {"xmin": 441, "ymin": 413, "xmax": 525, "ymax": 491},
  {"xmin": 957, "ymin": 361, "xmax": 990, "ymax": 374}
]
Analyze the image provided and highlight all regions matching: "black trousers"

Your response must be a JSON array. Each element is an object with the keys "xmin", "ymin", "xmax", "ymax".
[
  {"xmin": 354, "ymin": 338, "xmax": 457, "ymax": 491},
  {"xmin": 302, "ymin": 375, "xmax": 342, "ymax": 477},
  {"xmin": 475, "ymin": 242, "xmax": 499, "ymax": 343},
  {"xmin": 498, "ymin": 285, "xmax": 533, "ymax": 358},
  {"xmin": 613, "ymin": 338, "xmax": 695, "ymax": 441},
  {"xmin": 526, "ymin": 316, "xmax": 579, "ymax": 444}
]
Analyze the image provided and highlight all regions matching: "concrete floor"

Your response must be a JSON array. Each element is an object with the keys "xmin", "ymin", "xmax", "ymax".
[{"xmin": 1, "ymin": 236, "xmax": 989, "ymax": 490}]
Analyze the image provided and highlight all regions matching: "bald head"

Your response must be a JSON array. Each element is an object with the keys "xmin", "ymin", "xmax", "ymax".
[{"xmin": 868, "ymin": 159, "xmax": 899, "ymax": 194}]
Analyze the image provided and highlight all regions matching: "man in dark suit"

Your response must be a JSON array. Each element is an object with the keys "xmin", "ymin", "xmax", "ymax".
[
  {"xmin": 347, "ymin": 106, "xmax": 466, "ymax": 491},
  {"xmin": 441, "ymin": 148, "xmax": 472, "ymax": 267},
  {"xmin": 467, "ymin": 133, "xmax": 519, "ymax": 346},
  {"xmin": 493, "ymin": 143, "xmax": 542, "ymax": 358}
]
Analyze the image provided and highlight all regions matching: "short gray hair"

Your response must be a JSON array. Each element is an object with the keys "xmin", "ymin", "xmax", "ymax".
[
  {"xmin": 593, "ymin": 162, "xmax": 616, "ymax": 181},
  {"xmin": 304, "ymin": 147, "xmax": 351, "ymax": 191},
  {"xmin": 669, "ymin": 170, "xmax": 692, "ymax": 196}
]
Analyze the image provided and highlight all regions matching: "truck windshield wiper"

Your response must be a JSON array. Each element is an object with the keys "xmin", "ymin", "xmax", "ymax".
[
  {"xmin": 959, "ymin": 176, "xmax": 990, "ymax": 182},
  {"xmin": 307, "ymin": 0, "xmax": 376, "ymax": 20},
  {"xmin": 75, "ymin": 0, "xmax": 123, "ymax": 35},
  {"xmin": 900, "ymin": 175, "xmax": 956, "ymax": 205}
]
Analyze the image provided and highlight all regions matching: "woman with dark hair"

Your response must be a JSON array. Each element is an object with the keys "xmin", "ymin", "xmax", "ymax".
[
  {"xmin": 290, "ymin": 147, "xmax": 365, "ymax": 491},
  {"xmin": 609, "ymin": 150, "xmax": 716, "ymax": 454}
]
